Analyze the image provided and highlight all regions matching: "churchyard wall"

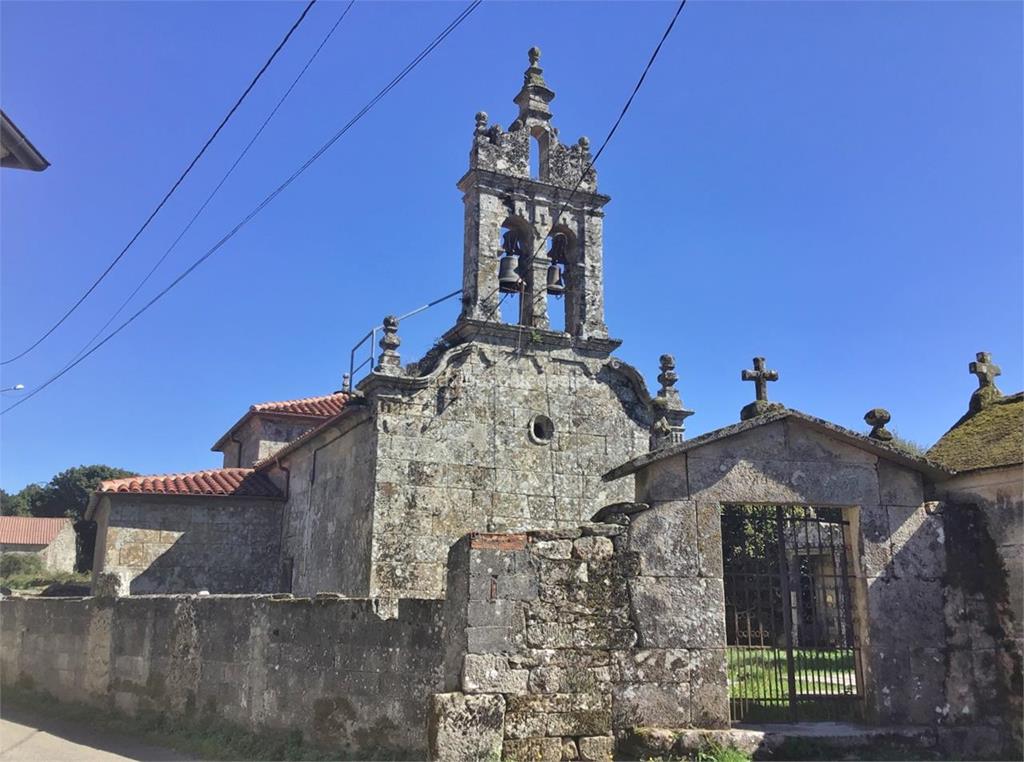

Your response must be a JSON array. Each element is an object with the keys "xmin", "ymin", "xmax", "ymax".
[
  {"xmin": 0, "ymin": 594, "xmax": 445, "ymax": 760},
  {"xmin": 91, "ymin": 495, "xmax": 282, "ymax": 595}
]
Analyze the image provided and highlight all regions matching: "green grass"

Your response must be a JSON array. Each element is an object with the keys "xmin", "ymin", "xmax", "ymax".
[
  {"xmin": 0, "ymin": 569, "xmax": 90, "ymax": 592},
  {"xmin": 728, "ymin": 647, "xmax": 856, "ymax": 699}
]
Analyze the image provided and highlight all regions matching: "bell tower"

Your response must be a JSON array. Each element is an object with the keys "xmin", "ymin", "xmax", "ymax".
[{"xmin": 456, "ymin": 48, "xmax": 612, "ymax": 346}]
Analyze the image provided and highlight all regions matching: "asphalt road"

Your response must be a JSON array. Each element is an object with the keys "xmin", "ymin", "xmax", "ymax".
[{"xmin": 0, "ymin": 704, "xmax": 195, "ymax": 762}]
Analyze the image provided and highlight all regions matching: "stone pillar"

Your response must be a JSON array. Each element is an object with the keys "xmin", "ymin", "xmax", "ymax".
[{"xmin": 460, "ymin": 191, "xmax": 505, "ymax": 323}]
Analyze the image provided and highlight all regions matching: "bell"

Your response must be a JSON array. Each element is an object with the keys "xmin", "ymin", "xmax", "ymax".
[
  {"xmin": 546, "ymin": 263, "xmax": 565, "ymax": 295},
  {"xmin": 498, "ymin": 254, "xmax": 521, "ymax": 293}
]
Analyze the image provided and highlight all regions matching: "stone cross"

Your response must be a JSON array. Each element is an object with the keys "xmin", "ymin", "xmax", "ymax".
[
  {"xmin": 968, "ymin": 351, "xmax": 1003, "ymax": 413},
  {"xmin": 741, "ymin": 357, "xmax": 778, "ymax": 402},
  {"xmin": 375, "ymin": 315, "xmax": 402, "ymax": 374},
  {"xmin": 969, "ymin": 351, "xmax": 1001, "ymax": 389}
]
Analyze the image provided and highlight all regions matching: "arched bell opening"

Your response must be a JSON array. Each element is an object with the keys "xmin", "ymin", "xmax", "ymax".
[
  {"xmin": 544, "ymin": 226, "xmax": 575, "ymax": 333},
  {"xmin": 496, "ymin": 217, "xmax": 531, "ymax": 325}
]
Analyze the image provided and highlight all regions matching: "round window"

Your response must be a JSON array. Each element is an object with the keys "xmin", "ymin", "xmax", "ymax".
[{"xmin": 528, "ymin": 414, "xmax": 554, "ymax": 445}]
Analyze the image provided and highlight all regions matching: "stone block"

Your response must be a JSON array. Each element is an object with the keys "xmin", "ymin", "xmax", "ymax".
[
  {"xmin": 612, "ymin": 682, "xmax": 690, "ymax": 729},
  {"xmin": 577, "ymin": 736, "xmax": 614, "ymax": 762},
  {"xmin": 629, "ymin": 577, "xmax": 726, "ymax": 649},
  {"xmin": 695, "ymin": 503, "xmax": 723, "ymax": 578},
  {"xmin": 468, "ymin": 600, "xmax": 515, "ymax": 628},
  {"xmin": 572, "ymin": 536, "xmax": 614, "ymax": 562},
  {"xmin": 887, "ymin": 506, "xmax": 945, "ymax": 581},
  {"xmin": 468, "ymin": 626, "xmax": 515, "ymax": 654},
  {"xmin": 502, "ymin": 737, "xmax": 562, "ymax": 762},
  {"xmin": 878, "ymin": 459, "xmax": 924, "ymax": 506},
  {"xmin": 611, "ymin": 648, "xmax": 692, "ymax": 684},
  {"xmin": 627, "ymin": 502, "xmax": 699, "ymax": 577},
  {"xmin": 689, "ymin": 649, "xmax": 729, "ymax": 728},
  {"xmin": 428, "ymin": 692, "xmax": 505, "ymax": 762},
  {"xmin": 532, "ymin": 540, "xmax": 573, "ymax": 560},
  {"xmin": 462, "ymin": 653, "xmax": 529, "ymax": 694}
]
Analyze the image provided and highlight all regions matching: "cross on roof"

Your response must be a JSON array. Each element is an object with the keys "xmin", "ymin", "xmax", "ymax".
[
  {"xmin": 969, "ymin": 351, "xmax": 1001, "ymax": 389},
  {"xmin": 742, "ymin": 357, "xmax": 778, "ymax": 402}
]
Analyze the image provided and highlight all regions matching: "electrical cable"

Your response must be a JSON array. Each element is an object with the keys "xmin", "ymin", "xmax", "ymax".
[
  {"xmin": 1, "ymin": 0, "xmax": 318, "ymax": 365},
  {"xmin": 2, "ymin": 0, "xmax": 483, "ymax": 416}
]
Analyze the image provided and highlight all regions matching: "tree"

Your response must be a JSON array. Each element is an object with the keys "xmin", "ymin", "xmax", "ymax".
[
  {"xmin": 1, "ymin": 483, "xmax": 44, "ymax": 516},
  {"xmin": 30, "ymin": 465, "xmax": 137, "ymax": 521}
]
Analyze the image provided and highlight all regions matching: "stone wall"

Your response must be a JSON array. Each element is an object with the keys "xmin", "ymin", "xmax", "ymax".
[
  {"xmin": 39, "ymin": 522, "xmax": 77, "ymax": 572},
  {"xmin": 91, "ymin": 495, "xmax": 283, "ymax": 594},
  {"xmin": 273, "ymin": 409, "xmax": 377, "ymax": 597},
  {"xmin": 364, "ymin": 339, "xmax": 649, "ymax": 599},
  {"xmin": 628, "ymin": 418, "xmax": 950, "ymax": 727},
  {"xmin": 430, "ymin": 521, "xmax": 732, "ymax": 761},
  {"xmin": 0, "ymin": 594, "xmax": 445, "ymax": 759}
]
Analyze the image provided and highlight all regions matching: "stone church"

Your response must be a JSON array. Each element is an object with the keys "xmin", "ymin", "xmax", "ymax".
[{"xmin": 9, "ymin": 50, "xmax": 1016, "ymax": 761}]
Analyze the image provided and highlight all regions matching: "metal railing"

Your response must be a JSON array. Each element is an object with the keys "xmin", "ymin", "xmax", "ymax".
[{"xmin": 345, "ymin": 288, "xmax": 462, "ymax": 390}]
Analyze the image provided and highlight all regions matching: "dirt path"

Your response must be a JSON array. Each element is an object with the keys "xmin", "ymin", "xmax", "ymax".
[{"xmin": 0, "ymin": 704, "xmax": 195, "ymax": 762}]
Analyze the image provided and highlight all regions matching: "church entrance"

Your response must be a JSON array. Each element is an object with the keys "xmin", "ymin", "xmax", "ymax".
[{"xmin": 722, "ymin": 504, "xmax": 864, "ymax": 723}]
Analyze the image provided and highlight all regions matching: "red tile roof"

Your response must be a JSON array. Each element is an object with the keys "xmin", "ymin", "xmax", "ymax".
[
  {"xmin": 250, "ymin": 393, "xmax": 349, "ymax": 418},
  {"xmin": 98, "ymin": 468, "xmax": 283, "ymax": 498},
  {"xmin": 212, "ymin": 393, "xmax": 350, "ymax": 452},
  {"xmin": 0, "ymin": 516, "xmax": 71, "ymax": 546}
]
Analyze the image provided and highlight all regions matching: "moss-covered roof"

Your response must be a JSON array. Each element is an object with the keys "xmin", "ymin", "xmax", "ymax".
[{"xmin": 928, "ymin": 392, "xmax": 1023, "ymax": 473}]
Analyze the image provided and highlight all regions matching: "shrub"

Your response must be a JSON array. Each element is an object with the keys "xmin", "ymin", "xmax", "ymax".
[{"xmin": 0, "ymin": 553, "xmax": 44, "ymax": 577}]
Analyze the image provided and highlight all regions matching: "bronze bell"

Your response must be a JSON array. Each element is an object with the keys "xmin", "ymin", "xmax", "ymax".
[
  {"xmin": 498, "ymin": 254, "xmax": 521, "ymax": 293},
  {"xmin": 546, "ymin": 263, "xmax": 565, "ymax": 295}
]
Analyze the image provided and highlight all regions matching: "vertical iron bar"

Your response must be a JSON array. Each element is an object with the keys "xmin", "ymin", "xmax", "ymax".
[{"xmin": 776, "ymin": 506, "xmax": 798, "ymax": 721}]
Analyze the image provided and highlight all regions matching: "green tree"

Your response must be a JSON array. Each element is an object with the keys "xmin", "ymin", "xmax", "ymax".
[
  {"xmin": 1, "ymin": 483, "xmax": 44, "ymax": 516},
  {"xmin": 30, "ymin": 464, "xmax": 137, "ymax": 520}
]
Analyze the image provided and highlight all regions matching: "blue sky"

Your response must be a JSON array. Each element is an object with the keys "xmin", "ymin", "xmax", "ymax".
[{"xmin": 1, "ymin": 1, "xmax": 1021, "ymax": 491}]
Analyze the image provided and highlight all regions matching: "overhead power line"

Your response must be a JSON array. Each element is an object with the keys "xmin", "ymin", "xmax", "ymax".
[
  {"xmin": 2, "ymin": 0, "xmax": 483, "ymax": 416},
  {"xmin": 477, "ymin": 0, "xmax": 687, "ymax": 322},
  {"xmin": 1, "ymin": 0, "xmax": 318, "ymax": 366},
  {"xmin": 64, "ymin": 0, "xmax": 356, "ymax": 370}
]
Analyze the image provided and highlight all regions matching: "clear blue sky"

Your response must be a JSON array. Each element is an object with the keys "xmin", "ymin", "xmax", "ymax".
[{"xmin": 1, "ymin": 1, "xmax": 1021, "ymax": 491}]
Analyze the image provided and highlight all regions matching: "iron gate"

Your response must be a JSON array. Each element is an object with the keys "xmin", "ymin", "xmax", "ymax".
[{"xmin": 722, "ymin": 504, "xmax": 864, "ymax": 723}]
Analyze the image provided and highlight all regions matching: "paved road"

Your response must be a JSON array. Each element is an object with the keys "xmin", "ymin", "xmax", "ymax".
[{"xmin": 0, "ymin": 705, "xmax": 194, "ymax": 762}]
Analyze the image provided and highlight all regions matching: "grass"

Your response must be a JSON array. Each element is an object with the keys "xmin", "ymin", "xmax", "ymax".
[
  {"xmin": 645, "ymin": 742, "xmax": 752, "ymax": 762},
  {"xmin": 728, "ymin": 648, "xmax": 857, "ymax": 699},
  {"xmin": 2, "ymin": 682, "xmax": 338, "ymax": 761},
  {"xmin": 1, "ymin": 569, "xmax": 90, "ymax": 592}
]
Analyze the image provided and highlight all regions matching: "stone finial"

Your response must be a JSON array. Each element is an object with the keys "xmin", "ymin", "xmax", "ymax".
[
  {"xmin": 474, "ymin": 111, "xmax": 488, "ymax": 136},
  {"xmin": 340, "ymin": 372, "xmax": 352, "ymax": 394},
  {"xmin": 968, "ymin": 351, "xmax": 1003, "ymax": 413},
  {"xmin": 864, "ymin": 408, "xmax": 893, "ymax": 442},
  {"xmin": 375, "ymin": 315, "xmax": 402, "ymax": 374},
  {"xmin": 740, "ymin": 357, "xmax": 783, "ymax": 421},
  {"xmin": 513, "ymin": 46, "xmax": 555, "ymax": 129},
  {"xmin": 650, "ymin": 354, "xmax": 694, "ymax": 450}
]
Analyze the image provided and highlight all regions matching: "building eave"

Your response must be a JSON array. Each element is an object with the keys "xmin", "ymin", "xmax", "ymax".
[{"xmin": 1, "ymin": 110, "xmax": 50, "ymax": 171}]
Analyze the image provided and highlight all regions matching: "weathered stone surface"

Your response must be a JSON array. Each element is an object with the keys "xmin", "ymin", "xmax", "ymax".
[
  {"xmin": 577, "ymin": 736, "xmax": 613, "ymax": 761},
  {"xmin": 463, "ymin": 653, "xmax": 529, "ymax": 694},
  {"xmin": 630, "ymin": 577, "xmax": 725, "ymax": 649},
  {"xmin": 429, "ymin": 692, "xmax": 505, "ymax": 762},
  {"xmin": 502, "ymin": 737, "xmax": 562, "ymax": 762},
  {"xmin": 612, "ymin": 682, "xmax": 690, "ymax": 728},
  {"xmin": 626, "ymin": 502, "xmax": 699, "ymax": 577}
]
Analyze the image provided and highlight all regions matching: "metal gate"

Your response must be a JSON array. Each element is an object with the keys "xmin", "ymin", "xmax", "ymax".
[{"xmin": 722, "ymin": 504, "xmax": 863, "ymax": 723}]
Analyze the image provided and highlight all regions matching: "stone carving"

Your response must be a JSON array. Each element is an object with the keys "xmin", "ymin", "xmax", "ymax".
[
  {"xmin": 864, "ymin": 408, "xmax": 894, "ymax": 442},
  {"xmin": 740, "ymin": 356, "xmax": 783, "ymax": 421},
  {"xmin": 650, "ymin": 354, "xmax": 694, "ymax": 449},
  {"xmin": 969, "ymin": 351, "xmax": 1003, "ymax": 413},
  {"xmin": 375, "ymin": 315, "xmax": 402, "ymax": 374}
]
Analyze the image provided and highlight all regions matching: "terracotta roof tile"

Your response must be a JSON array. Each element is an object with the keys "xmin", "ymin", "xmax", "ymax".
[
  {"xmin": 0, "ymin": 516, "xmax": 71, "ymax": 546},
  {"xmin": 250, "ymin": 393, "xmax": 349, "ymax": 418},
  {"xmin": 98, "ymin": 468, "xmax": 283, "ymax": 499}
]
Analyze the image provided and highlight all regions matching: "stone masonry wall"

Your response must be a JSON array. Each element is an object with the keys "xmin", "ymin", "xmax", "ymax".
[
  {"xmin": 368, "ymin": 341, "xmax": 649, "ymax": 599},
  {"xmin": 92, "ymin": 495, "xmax": 282, "ymax": 595},
  {"xmin": 429, "ymin": 520, "xmax": 729, "ymax": 761},
  {"xmin": 0, "ymin": 594, "xmax": 445, "ymax": 759},
  {"xmin": 39, "ymin": 522, "xmax": 77, "ymax": 572}
]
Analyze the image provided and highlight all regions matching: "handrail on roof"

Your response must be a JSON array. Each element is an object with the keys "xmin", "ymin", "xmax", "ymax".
[{"xmin": 345, "ymin": 288, "xmax": 462, "ymax": 391}]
